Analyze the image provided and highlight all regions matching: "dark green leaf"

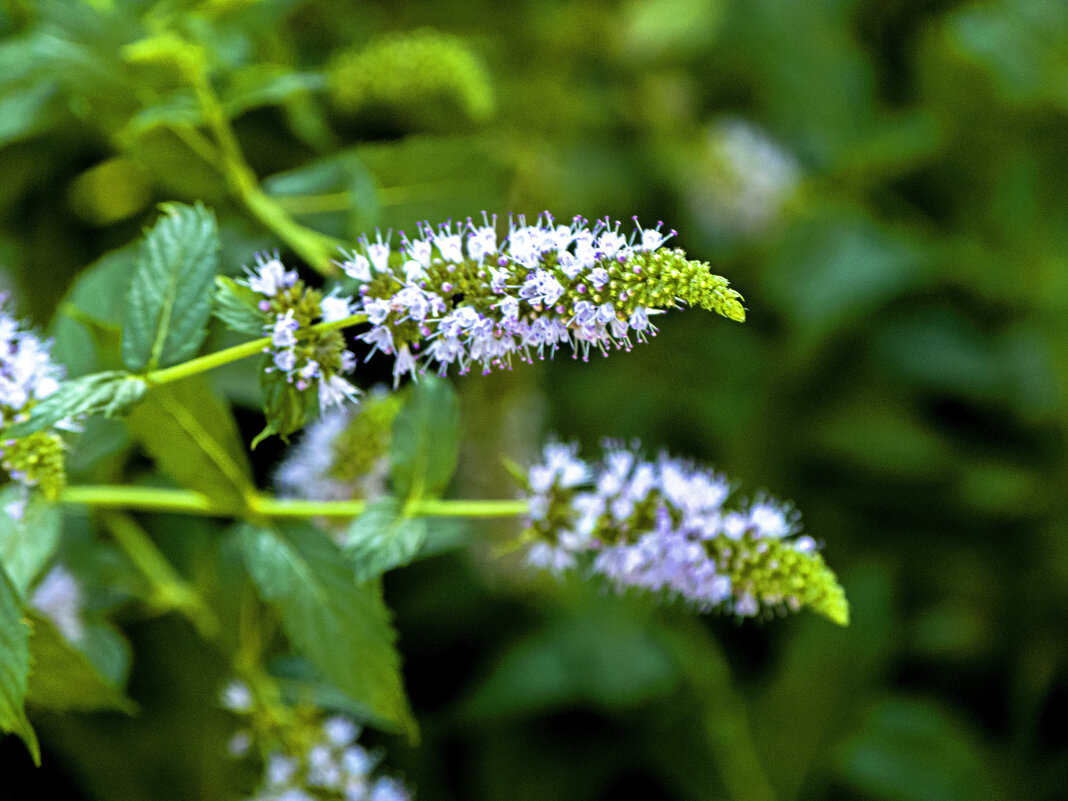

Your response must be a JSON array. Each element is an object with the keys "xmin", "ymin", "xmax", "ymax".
[
  {"xmin": 48, "ymin": 244, "xmax": 137, "ymax": 376},
  {"xmin": 0, "ymin": 566, "xmax": 38, "ymax": 764},
  {"xmin": 390, "ymin": 375, "xmax": 460, "ymax": 500},
  {"xmin": 213, "ymin": 275, "xmax": 268, "ymax": 335},
  {"xmin": 126, "ymin": 378, "xmax": 255, "ymax": 512},
  {"xmin": 834, "ymin": 698, "xmax": 993, "ymax": 801},
  {"xmin": 463, "ymin": 601, "xmax": 678, "ymax": 723},
  {"xmin": 0, "ymin": 490, "xmax": 62, "ymax": 596},
  {"xmin": 238, "ymin": 522, "xmax": 414, "ymax": 735},
  {"xmin": 25, "ymin": 613, "xmax": 136, "ymax": 714},
  {"xmin": 0, "ymin": 81, "xmax": 62, "ymax": 148},
  {"xmin": 3, "ymin": 371, "xmax": 147, "ymax": 438},
  {"xmin": 344, "ymin": 497, "xmax": 427, "ymax": 580},
  {"xmin": 269, "ymin": 655, "xmax": 380, "ymax": 719},
  {"xmin": 122, "ymin": 203, "xmax": 220, "ymax": 372}
]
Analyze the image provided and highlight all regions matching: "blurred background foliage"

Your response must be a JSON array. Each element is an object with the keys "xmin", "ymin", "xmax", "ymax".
[{"xmin": 1, "ymin": 0, "xmax": 1067, "ymax": 799}]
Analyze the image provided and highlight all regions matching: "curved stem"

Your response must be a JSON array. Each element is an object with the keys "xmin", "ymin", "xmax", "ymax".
[
  {"xmin": 144, "ymin": 313, "xmax": 367, "ymax": 386},
  {"xmin": 188, "ymin": 67, "xmax": 343, "ymax": 276},
  {"xmin": 61, "ymin": 485, "xmax": 528, "ymax": 520}
]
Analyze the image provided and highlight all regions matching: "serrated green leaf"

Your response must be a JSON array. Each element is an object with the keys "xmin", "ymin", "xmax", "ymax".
[
  {"xmin": 126, "ymin": 379, "xmax": 254, "ymax": 512},
  {"xmin": 25, "ymin": 613, "xmax": 136, "ymax": 714},
  {"xmin": 3, "ymin": 372, "xmax": 147, "ymax": 438},
  {"xmin": 238, "ymin": 522, "xmax": 415, "ymax": 735},
  {"xmin": 122, "ymin": 203, "xmax": 220, "ymax": 372},
  {"xmin": 344, "ymin": 497, "xmax": 427, "ymax": 581},
  {"xmin": 213, "ymin": 275, "xmax": 268, "ymax": 335},
  {"xmin": 390, "ymin": 375, "xmax": 460, "ymax": 501},
  {"xmin": 269, "ymin": 655, "xmax": 380, "ymax": 720},
  {"xmin": 0, "ymin": 566, "xmax": 38, "ymax": 764},
  {"xmin": 0, "ymin": 490, "xmax": 62, "ymax": 596}
]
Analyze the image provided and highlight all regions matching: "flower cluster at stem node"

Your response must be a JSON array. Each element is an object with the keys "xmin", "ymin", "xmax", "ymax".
[
  {"xmin": 220, "ymin": 679, "xmax": 412, "ymax": 801},
  {"xmin": 1, "ymin": 294, "xmax": 69, "ymax": 510}
]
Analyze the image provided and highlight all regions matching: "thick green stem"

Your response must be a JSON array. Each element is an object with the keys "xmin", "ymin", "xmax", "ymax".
[
  {"xmin": 61, "ymin": 486, "xmax": 528, "ymax": 520},
  {"xmin": 144, "ymin": 313, "xmax": 367, "ymax": 386}
]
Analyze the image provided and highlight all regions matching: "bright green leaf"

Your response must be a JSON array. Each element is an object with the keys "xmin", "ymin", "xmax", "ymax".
[
  {"xmin": 48, "ymin": 244, "xmax": 136, "ymax": 376},
  {"xmin": 344, "ymin": 497, "xmax": 427, "ymax": 581},
  {"xmin": 0, "ymin": 489, "xmax": 62, "ymax": 596},
  {"xmin": 122, "ymin": 203, "xmax": 220, "ymax": 372},
  {"xmin": 0, "ymin": 567, "xmax": 38, "ymax": 764},
  {"xmin": 213, "ymin": 275, "xmax": 269, "ymax": 336},
  {"xmin": 255, "ymin": 370, "xmax": 315, "ymax": 446},
  {"xmin": 238, "ymin": 522, "xmax": 415, "ymax": 735}
]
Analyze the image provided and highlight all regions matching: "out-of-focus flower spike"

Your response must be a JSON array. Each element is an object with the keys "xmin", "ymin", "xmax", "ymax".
[{"xmin": 514, "ymin": 441, "xmax": 848, "ymax": 625}]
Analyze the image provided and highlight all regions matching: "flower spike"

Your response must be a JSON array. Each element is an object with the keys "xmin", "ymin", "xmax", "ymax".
[
  {"xmin": 343, "ymin": 214, "xmax": 745, "ymax": 382},
  {"xmin": 515, "ymin": 441, "xmax": 848, "ymax": 625}
]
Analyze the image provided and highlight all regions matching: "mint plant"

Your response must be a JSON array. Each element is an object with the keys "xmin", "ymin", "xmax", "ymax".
[{"xmin": 1, "ymin": 201, "xmax": 846, "ymax": 796}]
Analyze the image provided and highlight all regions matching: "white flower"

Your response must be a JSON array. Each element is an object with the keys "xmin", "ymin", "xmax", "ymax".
[
  {"xmin": 392, "ymin": 345, "xmax": 417, "ymax": 387},
  {"xmin": 272, "ymin": 310, "xmax": 300, "ymax": 349},
  {"xmin": 247, "ymin": 255, "xmax": 297, "ymax": 296},
  {"xmin": 319, "ymin": 374, "xmax": 361, "ymax": 411},
  {"xmin": 323, "ymin": 716, "xmax": 360, "ymax": 747},
  {"xmin": 467, "ymin": 223, "xmax": 497, "ymax": 262},
  {"xmin": 366, "ymin": 238, "xmax": 391, "ymax": 273},
  {"xmin": 404, "ymin": 237, "xmax": 432, "ymax": 269},
  {"xmin": 321, "ymin": 294, "xmax": 356, "ymax": 323},
  {"xmin": 30, "ymin": 565, "xmax": 84, "ymax": 643},
  {"xmin": 220, "ymin": 680, "xmax": 254, "ymax": 713},
  {"xmin": 434, "ymin": 231, "xmax": 464, "ymax": 263},
  {"xmin": 341, "ymin": 253, "xmax": 373, "ymax": 282}
]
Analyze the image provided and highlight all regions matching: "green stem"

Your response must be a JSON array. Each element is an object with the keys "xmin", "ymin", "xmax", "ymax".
[
  {"xmin": 144, "ymin": 313, "xmax": 367, "ymax": 386},
  {"xmin": 100, "ymin": 511, "xmax": 219, "ymax": 637},
  {"xmin": 188, "ymin": 66, "xmax": 343, "ymax": 276},
  {"xmin": 61, "ymin": 486, "xmax": 528, "ymax": 520}
]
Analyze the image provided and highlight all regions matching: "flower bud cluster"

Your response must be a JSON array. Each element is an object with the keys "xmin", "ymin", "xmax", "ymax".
[
  {"xmin": 221, "ymin": 680, "xmax": 412, "ymax": 801},
  {"xmin": 275, "ymin": 387, "xmax": 401, "ymax": 503},
  {"xmin": 340, "ymin": 214, "xmax": 745, "ymax": 386},
  {"xmin": 329, "ymin": 28, "xmax": 494, "ymax": 127},
  {"xmin": 1, "ymin": 294, "xmax": 67, "ymax": 504},
  {"xmin": 518, "ymin": 442, "xmax": 848, "ymax": 625},
  {"xmin": 241, "ymin": 255, "xmax": 361, "ymax": 412}
]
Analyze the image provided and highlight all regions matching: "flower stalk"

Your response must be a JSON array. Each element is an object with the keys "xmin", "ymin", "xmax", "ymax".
[{"xmin": 60, "ymin": 485, "xmax": 527, "ymax": 520}]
